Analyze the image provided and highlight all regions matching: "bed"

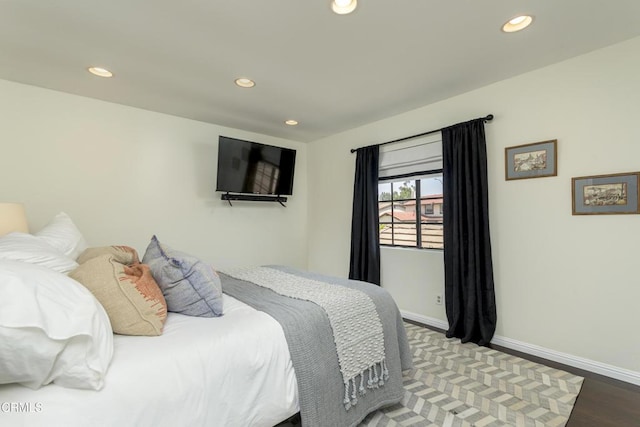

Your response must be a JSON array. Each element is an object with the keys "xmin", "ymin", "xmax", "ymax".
[{"xmin": 0, "ymin": 212, "xmax": 412, "ymax": 427}]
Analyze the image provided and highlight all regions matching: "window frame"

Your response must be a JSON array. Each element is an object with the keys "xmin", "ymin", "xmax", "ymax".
[{"xmin": 378, "ymin": 169, "xmax": 443, "ymax": 250}]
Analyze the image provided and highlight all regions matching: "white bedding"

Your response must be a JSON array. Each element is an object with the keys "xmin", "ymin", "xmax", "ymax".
[{"xmin": 0, "ymin": 295, "xmax": 299, "ymax": 427}]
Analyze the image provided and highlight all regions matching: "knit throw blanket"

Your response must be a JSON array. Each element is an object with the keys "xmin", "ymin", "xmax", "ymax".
[{"xmin": 224, "ymin": 267, "xmax": 388, "ymax": 410}]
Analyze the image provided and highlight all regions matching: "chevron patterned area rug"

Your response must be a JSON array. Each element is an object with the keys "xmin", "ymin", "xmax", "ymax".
[{"xmin": 359, "ymin": 323, "xmax": 584, "ymax": 427}]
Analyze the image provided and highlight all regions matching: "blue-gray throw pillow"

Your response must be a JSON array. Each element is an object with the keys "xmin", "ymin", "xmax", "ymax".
[{"xmin": 141, "ymin": 236, "xmax": 223, "ymax": 317}]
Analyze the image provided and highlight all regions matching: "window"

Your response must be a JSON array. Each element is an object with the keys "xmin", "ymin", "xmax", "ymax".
[
  {"xmin": 377, "ymin": 131, "xmax": 443, "ymax": 249},
  {"xmin": 424, "ymin": 203, "xmax": 434, "ymax": 215},
  {"xmin": 378, "ymin": 174, "xmax": 443, "ymax": 249},
  {"xmin": 251, "ymin": 161, "xmax": 279, "ymax": 194}
]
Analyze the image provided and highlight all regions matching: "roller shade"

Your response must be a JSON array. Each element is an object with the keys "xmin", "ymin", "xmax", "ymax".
[{"xmin": 379, "ymin": 132, "xmax": 442, "ymax": 179}]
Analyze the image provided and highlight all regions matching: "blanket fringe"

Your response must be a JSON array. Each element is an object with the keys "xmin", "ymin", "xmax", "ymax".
[{"xmin": 343, "ymin": 358, "xmax": 389, "ymax": 410}]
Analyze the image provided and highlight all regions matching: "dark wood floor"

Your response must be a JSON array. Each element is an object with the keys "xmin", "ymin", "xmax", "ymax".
[
  {"xmin": 489, "ymin": 343, "xmax": 640, "ymax": 427},
  {"xmin": 407, "ymin": 320, "xmax": 640, "ymax": 427}
]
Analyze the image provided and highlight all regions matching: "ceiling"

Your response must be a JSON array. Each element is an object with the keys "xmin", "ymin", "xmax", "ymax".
[{"xmin": 1, "ymin": 1, "xmax": 640, "ymax": 143}]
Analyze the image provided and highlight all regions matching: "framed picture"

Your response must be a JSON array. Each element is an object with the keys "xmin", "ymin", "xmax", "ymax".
[
  {"xmin": 572, "ymin": 172, "xmax": 640, "ymax": 215},
  {"xmin": 505, "ymin": 139, "xmax": 557, "ymax": 180}
]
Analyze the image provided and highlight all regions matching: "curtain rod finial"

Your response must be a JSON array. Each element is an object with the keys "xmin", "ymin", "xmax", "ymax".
[{"xmin": 485, "ymin": 114, "xmax": 494, "ymax": 122}]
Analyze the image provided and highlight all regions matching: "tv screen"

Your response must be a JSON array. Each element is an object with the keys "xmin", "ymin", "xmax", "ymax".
[{"xmin": 216, "ymin": 136, "xmax": 296, "ymax": 196}]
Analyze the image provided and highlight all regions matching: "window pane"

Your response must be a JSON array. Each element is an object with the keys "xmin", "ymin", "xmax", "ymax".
[
  {"xmin": 419, "ymin": 175, "xmax": 443, "ymax": 196},
  {"xmin": 378, "ymin": 182, "xmax": 392, "ymax": 229},
  {"xmin": 419, "ymin": 175, "xmax": 443, "ymax": 220},
  {"xmin": 378, "ymin": 182, "xmax": 392, "ymax": 201},
  {"xmin": 391, "ymin": 180, "xmax": 416, "ymax": 201},
  {"xmin": 379, "ymin": 223, "xmax": 393, "ymax": 246},
  {"xmin": 419, "ymin": 175, "xmax": 444, "ymax": 249},
  {"xmin": 393, "ymin": 222, "xmax": 418, "ymax": 247},
  {"xmin": 421, "ymin": 222, "xmax": 443, "ymax": 249}
]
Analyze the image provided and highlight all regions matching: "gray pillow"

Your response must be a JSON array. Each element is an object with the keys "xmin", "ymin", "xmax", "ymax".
[{"xmin": 142, "ymin": 236, "xmax": 223, "ymax": 317}]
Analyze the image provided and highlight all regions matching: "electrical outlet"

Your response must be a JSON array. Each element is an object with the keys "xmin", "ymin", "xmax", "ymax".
[{"xmin": 435, "ymin": 295, "xmax": 443, "ymax": 305}]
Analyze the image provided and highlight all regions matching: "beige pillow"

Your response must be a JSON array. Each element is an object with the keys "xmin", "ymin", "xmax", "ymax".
[
  {"xmin": 70, "ymin": 250, "xmax": 167, "ymax": 336},
  {"xmin": 77, "ymin": 245, "xmax": 139, "ymax": 265}
]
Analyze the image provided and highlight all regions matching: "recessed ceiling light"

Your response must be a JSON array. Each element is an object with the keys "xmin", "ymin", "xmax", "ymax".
[
  {"xmin": 502, "ymin": 15, "xmax": 533, "ymax": 33},
  {"xmin": 331, "ymin": 0, "xmax": 357, "ymax": 15},
  {"xmin": 87, "ymin": 67, "xmax": 113, "ymax": 78},
  {"xmin": 234, "ymin": 78, "xmax": 255, "ymax": 88},
  {"xmin": 284, "ymin": 120, "xmax": 298, "ymax": 126}
]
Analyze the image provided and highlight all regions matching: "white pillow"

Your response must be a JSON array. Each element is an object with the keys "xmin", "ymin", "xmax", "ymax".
[
  {"xmin": 0, "ymin": 232, "xmax": 79, "ymax": 273},
  {"xmin": 35, "ymin": 212, "xmax": 88, "ymax": 260},
  {"xmin": 0, "ymin": 260, "xmax": 113, "ymax": 390}
]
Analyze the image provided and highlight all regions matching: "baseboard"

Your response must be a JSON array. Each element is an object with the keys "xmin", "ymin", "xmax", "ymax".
[
  {"xmin": 490, "ymin": 335, "xmax": 640, "ymax": 386},
  {"xmin": 400, "ymin": 310, "xmax": 448, "ymax": 331},
  {"xmin": 400, "ymin": 309, "xmax": 640, "ymax": 387}
]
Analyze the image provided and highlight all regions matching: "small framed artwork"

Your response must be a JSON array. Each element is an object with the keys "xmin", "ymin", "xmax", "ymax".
[
  {"xmin": 572, "ymin": 172, "xmax": 640, "ymax": 215},
  {"xmin": 505, "ymin": 139, "xmax": 557, "ymax": 180}
]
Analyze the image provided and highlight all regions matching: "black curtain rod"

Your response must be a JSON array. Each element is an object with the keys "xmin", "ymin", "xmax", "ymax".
[{"xmin": 349, "ymin": 114, "xmax": 494, "ymax": 153}]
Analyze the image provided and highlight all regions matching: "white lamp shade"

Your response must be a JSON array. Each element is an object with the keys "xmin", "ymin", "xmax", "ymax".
[{"xmin": 0, "ymin": 203, "xmax": 29, "ymax": 236}]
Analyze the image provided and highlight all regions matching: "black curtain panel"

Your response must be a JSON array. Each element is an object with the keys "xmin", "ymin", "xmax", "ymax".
[
  {"xmin": 349, "ymin": 145, "xmax": 381, "ymax": 286},
  {"xmin": 442, "ymin": 119, "xmax": 497, "ymax": 346}
]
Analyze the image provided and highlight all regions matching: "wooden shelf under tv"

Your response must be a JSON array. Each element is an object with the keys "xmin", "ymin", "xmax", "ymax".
[{"xmin": 220, "ymin": 193, "xmax": 287, "ymax": 207}]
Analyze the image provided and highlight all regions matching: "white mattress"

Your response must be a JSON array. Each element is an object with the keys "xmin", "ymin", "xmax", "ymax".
[{"xmin": 0, "ymin": 295, "xmax": 299, "ymax": 427}]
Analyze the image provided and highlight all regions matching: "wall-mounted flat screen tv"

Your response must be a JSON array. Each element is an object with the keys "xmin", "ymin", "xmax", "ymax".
[{"xmin": 216, "ymin": 136, "xmax": 296, "ymax": 196}]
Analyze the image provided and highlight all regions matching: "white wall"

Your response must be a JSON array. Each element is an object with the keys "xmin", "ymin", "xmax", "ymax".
[
  {"xmin": 0, "ymin": 79, "xmax": 308, "ymax": 270},
  {"xmin": 308, "ymin": 36, "xmax": 640, "ymax": 376}
]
